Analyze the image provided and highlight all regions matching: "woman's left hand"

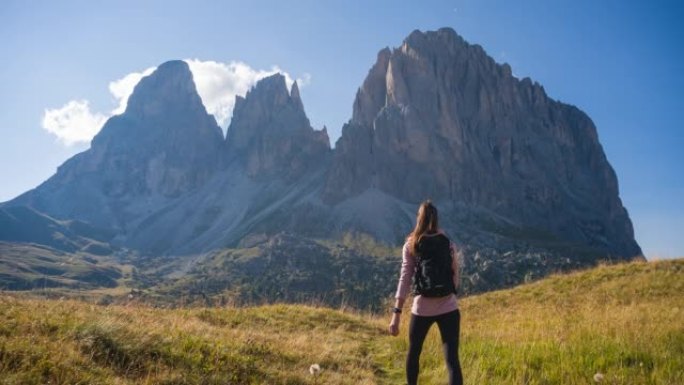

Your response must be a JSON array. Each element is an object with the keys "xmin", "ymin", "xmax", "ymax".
[{"xmin": 388, "ymin": 314, "xmax": 400, "ymax": 336}]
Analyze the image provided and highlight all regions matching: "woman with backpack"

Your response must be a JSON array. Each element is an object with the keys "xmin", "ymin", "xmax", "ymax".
[{"xmin": 388, "ymin": 200, "xmax": 463, "ymax": 385}]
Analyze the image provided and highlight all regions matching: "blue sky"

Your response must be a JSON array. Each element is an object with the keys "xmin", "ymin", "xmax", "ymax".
[{"xmin": 1, "ymin": 0, "xmax": 682, "ymax": 258}]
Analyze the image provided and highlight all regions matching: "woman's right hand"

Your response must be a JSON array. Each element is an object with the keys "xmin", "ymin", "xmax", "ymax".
[{"xmin": 388, "ymin": 314, "xmax": 400, "ymax": 336}]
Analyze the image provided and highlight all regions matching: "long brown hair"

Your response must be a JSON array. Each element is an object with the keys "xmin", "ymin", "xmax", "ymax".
[{"xmin": 406, "ymin": 200, "xmax": 439, "ymax": 255}]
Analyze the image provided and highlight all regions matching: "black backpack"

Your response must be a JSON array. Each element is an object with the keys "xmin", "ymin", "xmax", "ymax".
[{"xmin": 412, "ymin": 233, "xmax": 457, "ymax": 297}]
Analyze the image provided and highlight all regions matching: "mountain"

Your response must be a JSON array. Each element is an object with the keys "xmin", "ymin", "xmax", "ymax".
[
  {"xmin": 0, "ymin": 28, "xmax": 642, "ymax": 303},
  {"xmin": 5, "ymin": 60, "xmax": 224, "ymax": 233},
  {"xmin": 113, "ymin": 72, "xmax": 331, "ymax": 255},
  {"xmin": 0, "ymin": 205, "xmax": 115, "ymax": 254},
  {"xmin": 326, "ymin": 28, "xmax": 639, "ymax": 258},
  {"xmin": 225, "ymin": 74, "xmax": 330, "ymax": 179}
]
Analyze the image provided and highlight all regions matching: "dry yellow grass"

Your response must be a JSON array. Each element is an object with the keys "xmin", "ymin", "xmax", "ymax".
[
  {"xmin": 0, "ymin": 298, "xmax": 390, "ymax": 384},
  {"xmin": 388, "ymin": 258, "xmax": 684, "ymax": 384},
  {"xmin": 0, "ymin": 258, "xmax": 682, "ymax": 384}
]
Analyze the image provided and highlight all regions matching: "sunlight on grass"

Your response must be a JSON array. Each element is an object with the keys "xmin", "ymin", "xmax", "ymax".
[
  {"xmin": 0, "ymin": 259, "xmax": 681, "ymax": 384},
  {"xmin": 385, "ymin": 259, "xmax": 683, "ymax": 385}
]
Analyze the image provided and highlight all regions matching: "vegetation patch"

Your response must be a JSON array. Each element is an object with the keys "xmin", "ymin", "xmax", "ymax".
[{"xmin": 0, "ymin": 258, "xmax": 682, "ymax": 384}]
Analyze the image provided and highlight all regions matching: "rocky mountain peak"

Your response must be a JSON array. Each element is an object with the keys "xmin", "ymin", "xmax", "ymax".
[
  {"xmin": 246, "ymin": 73, "xmax": 291, "ymax": 107},
  {"xmin": 93, "ymin": 60, "xmax": 223, "ymax": 149},
  {"xmin": 403, "ymin": 27, "xmax": 466, "ymax": 51},
  {"xmin": 124, "ymin": 60, "xmax": 207, "ymax": 120},
  {"xmin": 6, "ymin": 60, "xmax": 225, "ymax": 230},
  {"xmin": 290, "ymin": 80, "xmax": 304, "ymax": 110},
  {"xmin": 351, "ymin": 47, "xmax": 391, "ymax": 127},
  {"xmin": 225, "ymin": 73, "xmax": 330, "ymax": 179},
  {"xmin": 89, "ymin": 60, "xmax": 224, "ymax": 179},
  {"xmin": 325, "ymin": 28, "xmax": 641, "ymax": 259},
  {"xmin": 0, "ymin": 28, "xmax": 641, "ymax": 292}
]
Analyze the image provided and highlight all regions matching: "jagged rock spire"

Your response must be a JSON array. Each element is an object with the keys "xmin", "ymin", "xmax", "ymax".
[
  {"xmin": 225, "ymin": 73, "xmax": 330, "ymax": 179},
  {"xmin": 290, "ymin": 80, "xmax": 304, "ymax": 111}
]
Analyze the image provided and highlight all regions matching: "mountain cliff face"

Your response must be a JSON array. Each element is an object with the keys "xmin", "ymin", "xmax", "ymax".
[
  {"xmin": 0, "ymin": 28, "xmax": 642, "ymax": 300},
  {"xmin": 225, "ymin": 74, "xmax": 330, "ymax": 179},
  {"xmin": 7, "ymin": 60, "xmax": 224, "ymax": 231},
  {"xmin": 119, "ymin": 74, "xmax": 332, "ymax": 255},
  {"xmin": 94, "ymin": 59, "xmax": 224, "ymax": 198},
  {"xmin": 325, "ymin": 28, "xmax": 640, "ymax": 258}
]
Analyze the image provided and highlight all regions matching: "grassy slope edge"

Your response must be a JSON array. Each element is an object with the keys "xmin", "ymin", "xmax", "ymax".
[{"xmin": 0, "ymin": 258, "xmax": 682, "ymax": 385}]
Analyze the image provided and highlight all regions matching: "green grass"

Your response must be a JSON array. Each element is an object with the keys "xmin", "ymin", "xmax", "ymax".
[
  {"xmin": 0, "ymin": 242, "xmax": 129, "ymax": 290},
  {"xmin": 0, "ymin": 299, "xmax": 388, "ymax": 384},
  {"xmin": 394, "ymin": 258, "xmax": 684, "ymax": 384},
  {"xmin": 0, "ymin": 258, "xmax": 682, "ymax": 384},
  {"xmin": 317, "ymin": 231, "xmax": 402, "ymax": 259}
]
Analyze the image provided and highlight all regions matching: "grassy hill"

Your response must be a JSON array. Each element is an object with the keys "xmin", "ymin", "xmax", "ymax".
[
  {"xmin": 0, "ymin": 258, "xmax": 681, "ymax": 384},
  {"xmin": 0, "ymin": 242, "xmax": 128, "ymax": 291}
]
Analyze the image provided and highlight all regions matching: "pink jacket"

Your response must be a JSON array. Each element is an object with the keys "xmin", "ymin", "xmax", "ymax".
[{"xmin": 395, "ymin": 234, "xmax": 460, "ymax": 316}]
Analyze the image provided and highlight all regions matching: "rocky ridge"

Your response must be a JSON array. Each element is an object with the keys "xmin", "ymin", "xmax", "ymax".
[
  {"xmin": 225, "ymin": 74, "xmax": 330, "ymax": 179},
  {"xmin": 0, "ymin": 28, "xmax": 642, "ymax": 301}
]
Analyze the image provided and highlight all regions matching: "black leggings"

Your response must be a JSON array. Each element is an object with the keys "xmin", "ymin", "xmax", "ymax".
[{"xmin": 407, "ymin": 309, "xmax": 462, "ymax": 385}]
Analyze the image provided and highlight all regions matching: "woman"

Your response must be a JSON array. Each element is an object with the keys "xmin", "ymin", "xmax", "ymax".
[{"xmin": 389, "ymin": 200, "xmax": 463, "ymax": 385}]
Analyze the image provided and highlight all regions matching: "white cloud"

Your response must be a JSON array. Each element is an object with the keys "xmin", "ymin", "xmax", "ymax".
[
  {"xmin": 297, "ymin": 72, "xmax": 312, "ymax": 87},
  {"xmin": 42, "ymin": 100, "xmax": 107, "ymax": 146},
  {"xmin": 41, "ymin": 67, "xmax": 157, "ymax": 146},
  {"xmin": 185, "ymin": 59, "xmax": 310, "ymax": 127},
  {"xmin": 41, "ymin": 60, "xmax": 309, "ymax": 146}
]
